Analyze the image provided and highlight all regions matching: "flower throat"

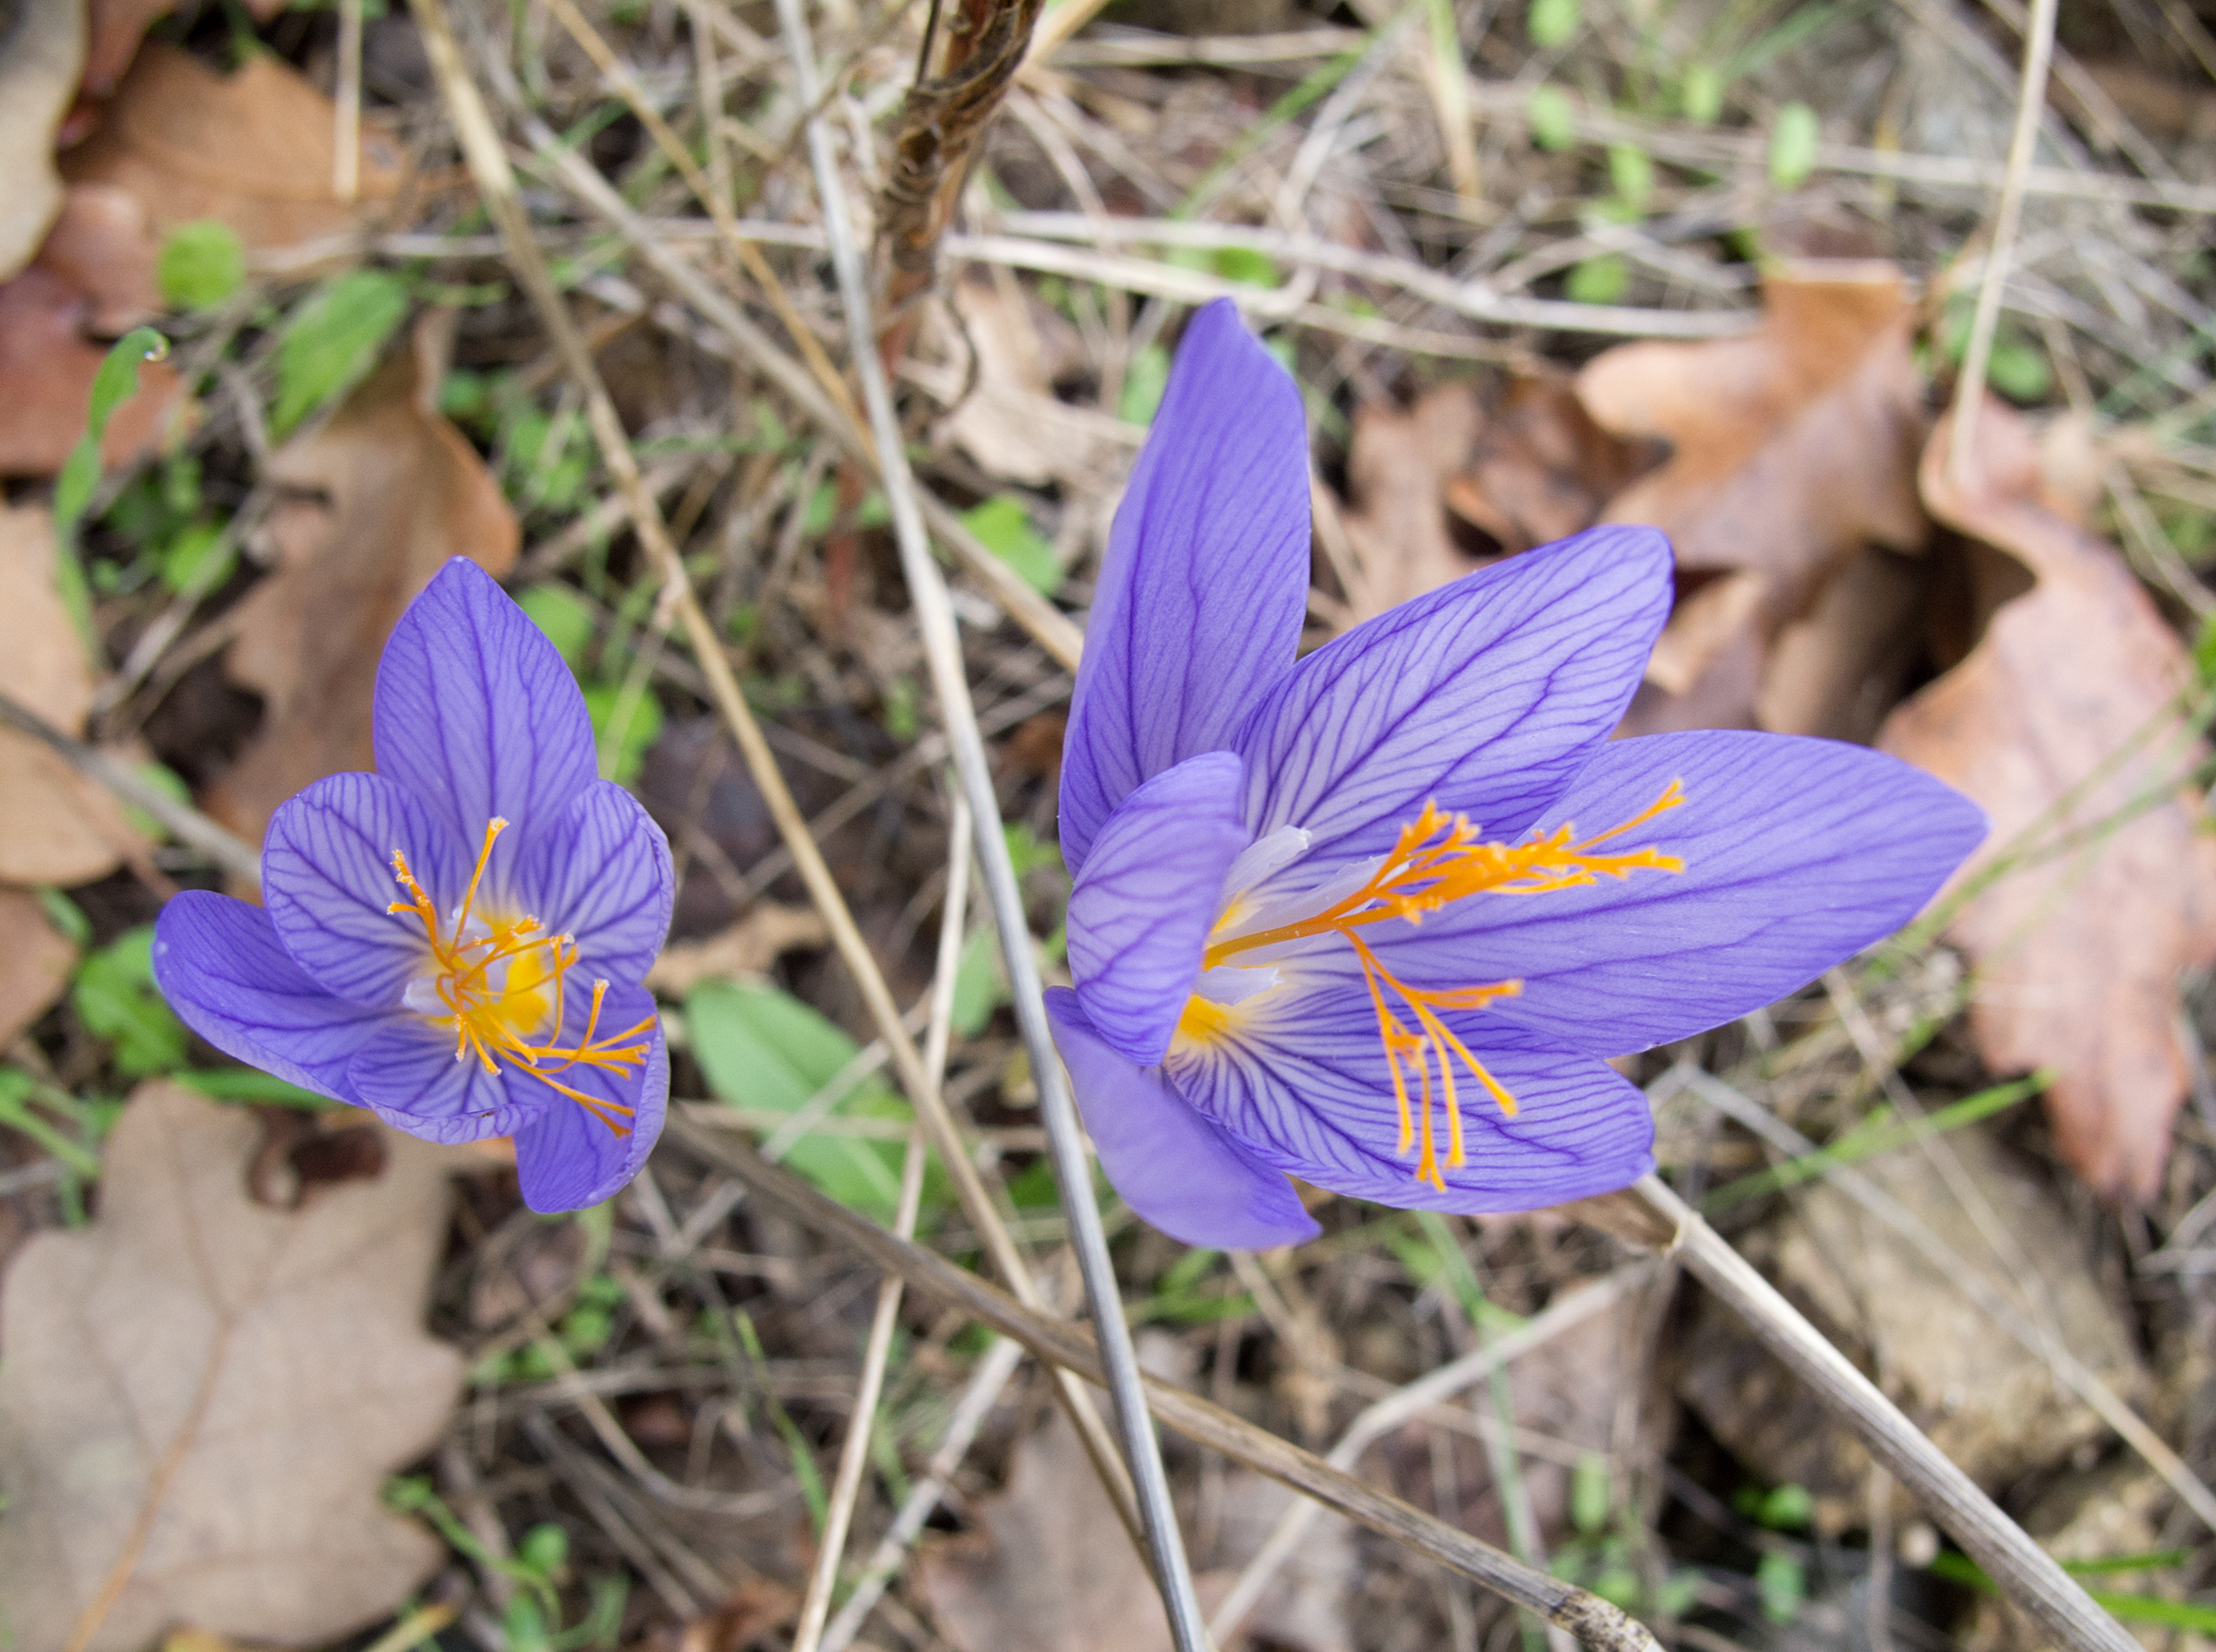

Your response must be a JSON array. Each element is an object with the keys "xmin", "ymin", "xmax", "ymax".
[
  {"xmin": 1188, "ymin": 783, "xmax": 1686, "ymax": 1189},
  {"xmin": 389, "ymin": 819, "xmax": 655, "ymax": 1136}
]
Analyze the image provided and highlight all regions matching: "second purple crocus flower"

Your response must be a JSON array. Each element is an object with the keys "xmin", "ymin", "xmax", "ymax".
[
  {"xmin": 152, "ymin": 559, "xmax": 674, "ymax": 1212},
  {"xmin": 1048, "ymin": 300, "xmax": 1985, "ymax": 1249}
]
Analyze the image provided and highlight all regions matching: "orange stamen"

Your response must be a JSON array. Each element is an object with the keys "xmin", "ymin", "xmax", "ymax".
[
  {"xmin": 1193, "ymin": 783, "xmax": 1685, "ymax": 1189},
  {"xmin": 386, "ymin": 819, "xmax": 653, "ymax": 1136}
]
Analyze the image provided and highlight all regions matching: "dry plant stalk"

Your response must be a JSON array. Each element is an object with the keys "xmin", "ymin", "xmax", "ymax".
[
  {"xmin": 403, "ymin": 0, "xmax": 1149, "ymax": 1564},
  {"xmin": 875, "ymin": 0, "xmax": 1046, "ymax": 364},
  {"xmin": 669, "ymin": 1120, "xmax": 1666, "ymax": 1652}
]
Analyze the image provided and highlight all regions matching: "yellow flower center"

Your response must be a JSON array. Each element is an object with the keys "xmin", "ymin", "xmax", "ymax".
[
  {"xmin": 387, "ymin": 819, "xmax": 655, "ymax": 1137},
  {"xmin": 1181, "ymin": 782, "xmax": 1686, "ymax": 1189}
]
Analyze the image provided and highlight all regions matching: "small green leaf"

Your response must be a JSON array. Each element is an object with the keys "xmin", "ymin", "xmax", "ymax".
[
  {"xmin": 34, "ymin": 887, "xmax": 92, "ymax": 947},
  {"xmin": 1528, "ymin": 84, "xmax": 1577, "ymax": 151},
  {"xmin": 54, "ymin": 325, "xmax": 172, "ymax": 645},
  {"xmin": 121, "ymin": 761, "xmax": 192, "ymax": 840},
  {"xmin": 1986, "ymin": 338, "xmax": 2053, "ymax": 404},
  {"xmin": 1211, "ymin": 245, "xmax": 1281, "ymax": 287},
  {"xmin": 1680, "ymin": 63, "xmax": 1724, "ymax": 125},
  {"xmin": 1608, "ymin": 143, "xmax": 1655, "ymax": 211},
  {"xmin": 1004, "ymin": 822, "xmax": 1064, "ymax": 879},
  {"xmin": 881, "ymin": 675, "xmax": 919, "ymax": 742},
  {"xmin": 271, "ymin": 270, "xmax": 410, "ymax": 435},
  {"xmin": 1656, "ymin": 1568, "xmax": 1703, "ymax": 1618},
  {"xmin": 159, "ymin": 520, "xmax": 235, "ymax": 594},
  {"xmin": 516, "ymin": 581, "xmax": 596, "ymax": 666},
  {"xmin": 1565, "ymin": 254, "xmax": 1629, "ymax": 305},
  {"xmin": 686, "ymin": 982, "xmax": 913, "ymax": 1218},
  {"xmin": 1572, "ymin": 1453, "xmax": 1612, "ymax": 1537},
  {"xmin": 1118, "ymin": 344, "xmax": 1172, "ymax": 425},
  {"xmin": 960, "ymin": 493, "xmax": 1063, "ymax": 597},
  {"xmin": 156, "ymin": 221, "xmax": 247, "ymax": 310},
  {"xmin": 1755, "ymin": 1549, "xmax": 1805, "ymax": 1622},
  {"xmin": 1758, "ymin": 1482, "xmax": 1814, "ymax": 1529},
  {"xmin": 582, "ymin": 681, "xmax": 664, "ymax": 786},
  {"xmin": 1530, "ymin": 0, "xmax": 1582, "ymax": 47},
  {"xmin": 517, "ymin": 1522, "xmax": 569, "ymax": 1577},
  {"xmin": 1768, "ymin": 102, "xmax": 1821, "ymax": 189},
  {"xmin": 949, "ymin": 928, "xmax": 1007, "ymax": 1038},
  {"xmin": 74, "ymin": 926, "xmax": 189, "ymax": 1076}
]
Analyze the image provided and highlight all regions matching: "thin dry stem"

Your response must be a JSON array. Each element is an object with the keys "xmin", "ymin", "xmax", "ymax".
[
  {"xmin": 671, "ymin": 1123, "xmax": 1667, "ymax": 1652},
  {"xmin": 1627, "ymin": 1176, "xmax": 2138, "ymax": 1652},
  {"xmin": 791, "ymin": 792, "xmax": 973, "ymax": 1652},
  {"xmin": 406, "ymin": 0, "xmax": 1148, "ymax": 1557},
  {"xmin": 1947, "ymin": 0, "xmax": 2061, "ymax": 481}
]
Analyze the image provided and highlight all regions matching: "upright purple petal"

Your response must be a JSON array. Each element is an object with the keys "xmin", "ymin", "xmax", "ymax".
[
  {"xmin": 151, "ymin": 891, "xmax": 395, "ymax": 1100},
  {"xmin": 512, "ymin": 1016, "xmax": 668, "ymax": 1212},
  {"xmin": 262, "ymin": 770, "xmax": 471, "ymax": 1009},
  {"xmin": 1060, "ymin": 300, "xmax": 1311, "ymax": 874},
  {"xmin": 510, "ymin": 780, "xmax": 674, "ymax": 986},
  {"xmin": 371, "ymin": 558, "xmax": 596, "ymax": 879},
  {"xmin": 1047, "ymin": 989, "xmax": 1319, "ymax": 1248},
  {"xmin": 1234, "ymin": 528, "xmax": 1672, "ymax": 880},
  {"xmin": 1066, "ymin": 752, "xmax": 1247, "ymax": 1067},
  {"xmin": 1369, "ymin": 730, "xmax": 1987, "ymax": 1055},
  {"xmin": 1167, "ymin": 991, "xmax": 1655, "ymax": 1211}
]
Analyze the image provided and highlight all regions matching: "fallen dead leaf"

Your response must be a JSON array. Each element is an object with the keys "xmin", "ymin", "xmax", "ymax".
[
  {"xmin": 82, "ymin": 0, "xmax": 170, "ymax": 101},
  {"xmin": 1580, "ymin": 265, "xmax": 1931, "ymax": 729},
  {"xmin": 1338, "ymin": 383, "xmax": 1486, "ymax": 612},
  {"xmin": 0, "ymin": 504, "xmax": 141, "ymax": 884},
  {"xmin": 0, "ymin": 185, "xmax": 181, "ymax": 476},
  {"xmin": 0, "ymin": 1081, "xmax": 465, "ymax": 1651},
  {"xmin": 0, "ymin": 889, "xmax": 78, "ymax": 1047},
  {"xmin": 656, "ymin": 1578, "xmax": 799, "ymax": 1652},
  {"xmin": 35, "ymin": 181, "xmax": 160, "ymax": 331},
  {"xmin": 203, "ymin": 318, "xmax": 518, "ymax": 846},
  {"xmin": 1879, "ymin": 398, "xmax": 2216, "ymax": 1200},
  {"xmin": 1442, "ymin": 370, "xmax": 1654, "ymax": 559},
  {"xmin": 644, "ymin": 904, "xmax": 829, "ymax": 996},
  {"xmin": 939, "ymin": 274, "xmax": 1125, "ymax": 490},
  {"xmin": 918, "ymin": 1413, "xmax": 1188, "ymax": 1651},
  {"xmin": 62, "ymin": 41, "xmax": 403, "ymax": 253},
  {"xmin": 0, "ymin": 0, "xmax": 83, "ymax": 281},
  {"xmin": 1336, "ymin": 372, "xmax": 1653, "ymax": 618}
]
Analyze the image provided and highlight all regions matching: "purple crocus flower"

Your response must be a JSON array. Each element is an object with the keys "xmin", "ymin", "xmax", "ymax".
[
  {"xmin": 151, "ymin": 558, "xmax": 673, "ymax": 1212},
  {"xmin": 1047, "ymin": 299, "xmax": 1984, "ymax": 1249}
]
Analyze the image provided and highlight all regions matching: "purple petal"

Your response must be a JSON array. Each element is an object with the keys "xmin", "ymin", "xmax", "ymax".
[
  {"xmin": 1047, "ymin": 988, "xmax": 1319, "ymax": 1248},
  {"xmin": 511, "ymin": 779, "xmax": 674, "ymax": 985},
  {"xmin": 262, "ymin": 770, "xmax": 472, "ymax": 1008},
  {"xmin": 1060, "ymin": 300, "xmax": 1311, "ymax": 875},
  {"xmin": 1234, "ymin": 527, "xmax": 1672, "ymax": 878},
  {"xmin": 1066, "ymin": 751, "xmax": 1247, "ymax": 1067},
  {"xmin": 513, "ymin": 1019, "xmax": 668, "ymax": 1212},
  {"xmin": 151, "ymin": 891, "xmax": 394, "ymax": 1100},
  {"xmin": 1167, "ymin": 991, "xmax": 1654, "ymax": 1211},
  {"xmin": 371, "ymin": 557, "xmax": 596, "ymax": 882},
  {"xmin": 347, "ymin": 1018, "xmax": 528, "ymax": 1141},
  {"xmin": 1372, "ymin": 730, "xmax": 1987, "ymax": 1055}
]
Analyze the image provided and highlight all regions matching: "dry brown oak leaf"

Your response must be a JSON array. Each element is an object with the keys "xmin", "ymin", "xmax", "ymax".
[
  {"xmin": 0, "ymin": 184, "xmax": 182, "ymax": 476},
  {"xmin": 203, "ymin": 330, "xmax": 518, "ymax": 846},
  {"xmin": 1337, "ymin": 374, "xmax": 1651, "ymax": 618},
  {"xmin": 0, "ymin": 0, "xmax": 84, "ymax": 282},
  {"xmin": 0, "ymin": 888, "xmax": 78, "ymax": 1047},
  {"xmin": 0, "ymin": 503, "xmax": 142, "ymax": 883},
  {"xmin": 0, "ymin": 1082, "xmax": 465, "ymax": 1652},
  {"xmin": 62, "ymin": 40, "xmax": 402, "ymax": 254},
  {"xmin": 918, "ymin": 1413, "xmax": 1193, "ymax": 1652},
  {"xmin": 1879, "ymin": 398, "xmax": 2216, "ymax": 1200},
  {"xmin": 1577, "ymin": 266, "xmax": 1931, "ymax": 733}
]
